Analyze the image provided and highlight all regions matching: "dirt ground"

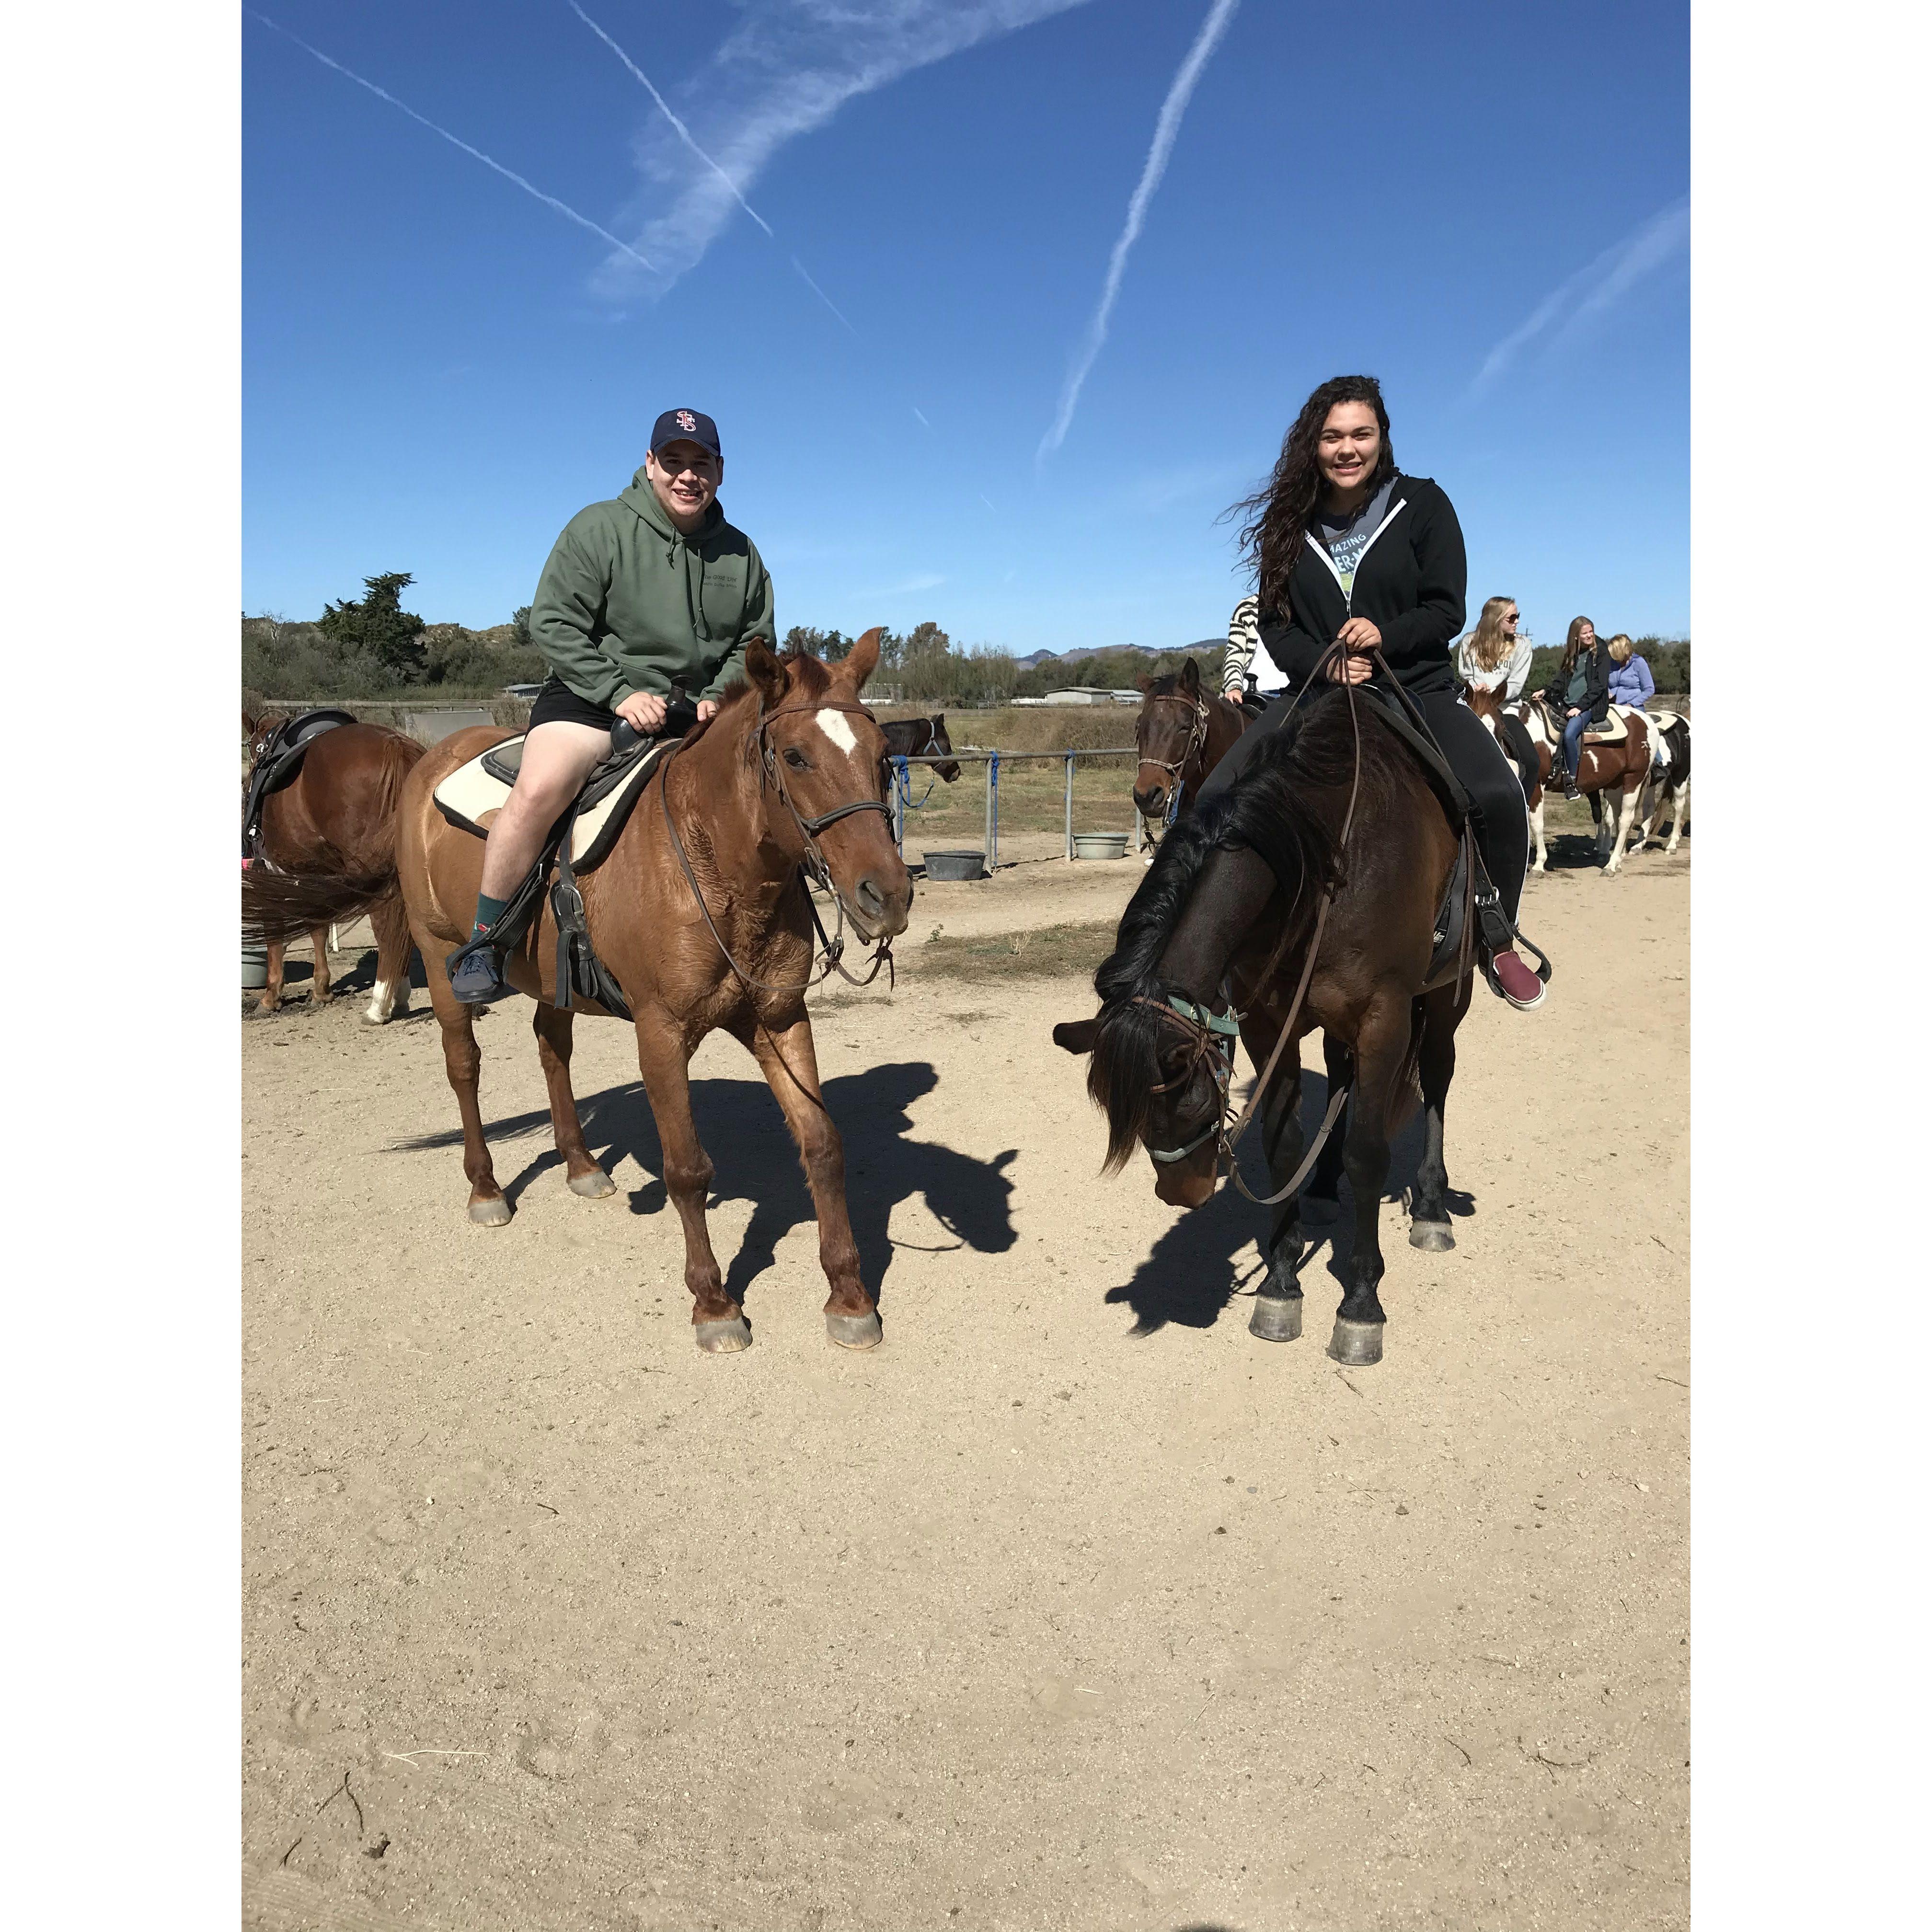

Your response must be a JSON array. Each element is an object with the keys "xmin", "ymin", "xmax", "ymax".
[{"xmin": 242, "ymin": 827, "xmax": 1689, "ymax": 1932}]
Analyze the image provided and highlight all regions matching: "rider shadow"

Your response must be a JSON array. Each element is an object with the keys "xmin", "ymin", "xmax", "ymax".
[
  {"xmin": 392, "ymin": 1060, "xmax": 1018, "ymax": 1311},
  {"xmin": 1102, "ymin": 1070, "xmax": 1474, "ymax": 1336}
]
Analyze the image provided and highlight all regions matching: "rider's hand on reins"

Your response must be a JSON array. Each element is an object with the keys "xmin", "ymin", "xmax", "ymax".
[{"xmin": 696, "ymin": 699, "xmax": 719, "ymax": 723}]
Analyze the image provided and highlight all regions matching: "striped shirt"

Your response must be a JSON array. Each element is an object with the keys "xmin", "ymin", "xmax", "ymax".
[{"xmin": 1221, "ymin": 595, "xmax": 1288, "ymax": 694}]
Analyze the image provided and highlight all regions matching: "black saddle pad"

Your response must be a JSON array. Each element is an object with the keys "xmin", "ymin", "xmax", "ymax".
[{"xmin": 243, "ymin": 709, "xmax": 356, "ymax": 854}]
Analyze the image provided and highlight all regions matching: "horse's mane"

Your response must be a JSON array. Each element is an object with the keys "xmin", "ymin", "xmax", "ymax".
[
  {"xmin": 685, "ymin": 651, "xmax": 834, "ymax": 751},
  {"xmin": 1086, "ymin": 689, "xmax": 1367, "ymax": 1169}
]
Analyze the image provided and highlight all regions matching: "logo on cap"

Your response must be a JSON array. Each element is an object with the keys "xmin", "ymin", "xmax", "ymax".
[{"xmin": 675, "ymin": 410, "xmax": 697, "ymax": 433}]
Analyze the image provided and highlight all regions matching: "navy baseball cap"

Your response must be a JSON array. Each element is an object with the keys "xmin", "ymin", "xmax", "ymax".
[{"xmin": 650, "ymin": 407, "xmax": 721, "ymax": 459}]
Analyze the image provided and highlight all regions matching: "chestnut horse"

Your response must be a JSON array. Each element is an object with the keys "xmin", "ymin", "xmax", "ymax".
[
  {"xmin": 1054, "ymin": 676, "xmax": 1472, "ymax": 1368},
  {"xmin": 400, "ymin": 631, "xmax": 911, "ymax": 1352},
  {"xmin": 1130, "ymin": 656, "xmax": 1250, "ymax": 828},
  {"xmin": 242, "ymin": 711, "xmax": 423, "ymax": 1020}
]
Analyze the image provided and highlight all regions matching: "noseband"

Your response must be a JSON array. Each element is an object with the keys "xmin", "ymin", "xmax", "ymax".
[
  {"xmin": 1137, "ymin": 692, "xmax": 1210, "ymax": 823},
  {"xmin": 1137, "ymin": 993, "xmax": 1241, "ymax": 1163}
]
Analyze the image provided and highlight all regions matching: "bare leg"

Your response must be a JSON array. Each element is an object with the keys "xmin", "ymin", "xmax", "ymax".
[
  {"xmin": 476, "ymin": 721, "xmax": 608, "ymax": 903},
  {"xmin": 365, "ymin": 891, "xmax": 413, "ymax": 1024},
  {"xmin": 419, "ymin": 924, "xmax": 508, "ymax": 1225},
  {"xmin": 532, "ymin": 1001, "xmax": 615, "ymax": 1198},
  {"xmin": 310, "ymin": 925, "xmax": 333, "ymax": 1003},
  {"xmin": 632, "ymin": 1017, "xmax": 741, "ymax": 1350},
  {"xmin": 742, "ymin": 1014, "xmax": 879, "ymax": 1347}
]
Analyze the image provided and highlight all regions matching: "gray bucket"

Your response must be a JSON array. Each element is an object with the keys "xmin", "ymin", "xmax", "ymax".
[
  {"xmin": 923, "ymin": 849, "xmax": 987, "ymax": 882},
  {"xmin": 242, "ymin": 940, "xmax": 269, "ymax": 989},
  {"xmin": 1072, "ymin": 831, "xmax": 1129, "ymax": 861}
]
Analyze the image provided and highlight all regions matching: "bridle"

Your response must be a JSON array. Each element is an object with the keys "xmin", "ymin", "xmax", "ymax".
[
  {"xmin": 1136, "ymin": 691, "xmax": 1211, "ymax": 827},
  {"xmin": 887, "ymin": 718, "xmax": 950, "ymax": 809},
  {"xmin": 1129, "ymin": 644, "xmax": 1376, "ymax": 1203},
  {"xmin": 658, "ymin": 694, "xmax": 897, "ymax": 997}
]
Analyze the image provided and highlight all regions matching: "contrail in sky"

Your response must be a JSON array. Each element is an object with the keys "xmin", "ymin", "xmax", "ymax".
[
  {"xmin": 564, "ymin": 0, "xmax": 774, "ymax": 238},
  {"xmin": 1471, "ymin": 196, "xmax": 1690, "ymax": 392},
  {"xmin": 1038, "ymin": 0, "xmax": 1240, "ymax": 462},
  {"xmin": 247, "ymin": 11, "xmax": 654, "ymax": 270},
  {"xmin": 791, "ymin": 257, "xmax": 858, "ymax": 334}
]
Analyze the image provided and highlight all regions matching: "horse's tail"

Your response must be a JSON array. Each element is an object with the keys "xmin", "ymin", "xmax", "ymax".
[{"xmin": 242, "ymin": 862, "xmax": 395, "ymax": 943}]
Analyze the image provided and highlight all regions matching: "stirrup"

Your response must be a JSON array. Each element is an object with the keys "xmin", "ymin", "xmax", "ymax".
[{"xmin": 1473, "ymin": 886, "xmax": 1552, "ymax": 996}]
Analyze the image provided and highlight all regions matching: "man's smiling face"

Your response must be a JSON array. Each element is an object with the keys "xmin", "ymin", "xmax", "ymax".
[{"xmin": 645, "ymin": 438, "xmax": 721, "ymax": 530}]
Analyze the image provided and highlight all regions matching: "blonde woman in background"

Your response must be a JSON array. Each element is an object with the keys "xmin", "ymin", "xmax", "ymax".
[
  {"xmin": 1456, "ymin": 595, "xmax": 1533, "ymax": 702},
  {"xmin": 1606, "ymin": 632, "xmax": 1656, "ymax": 709}
]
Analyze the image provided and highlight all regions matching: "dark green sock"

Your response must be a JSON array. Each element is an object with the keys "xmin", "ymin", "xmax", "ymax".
[{"xmin": 472, "ymin": 892, "xmax": 510, "ymax": 940}]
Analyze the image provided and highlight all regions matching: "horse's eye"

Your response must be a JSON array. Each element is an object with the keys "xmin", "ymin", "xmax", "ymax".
[{"xmin": 784, "ymin": 748, "xmax": 809, "ymax": 770}]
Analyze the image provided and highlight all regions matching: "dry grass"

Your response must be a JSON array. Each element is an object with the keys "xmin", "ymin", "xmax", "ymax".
[{"xmin": 905, "ymin": 919, "xmax": 1116, "ymax": 983}]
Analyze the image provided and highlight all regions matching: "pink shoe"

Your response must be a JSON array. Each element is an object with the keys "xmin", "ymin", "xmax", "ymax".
[{"xmin": 1489, "ymin": 947, "xmax": 1546, "ymax": 1011}]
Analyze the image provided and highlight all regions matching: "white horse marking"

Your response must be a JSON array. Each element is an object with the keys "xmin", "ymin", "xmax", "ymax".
[
  {"xmin": 366, "ymin": 978, "xmax": 394, "ymax": 1024},
  {"xmin": 816, "ymin": 708, "xmax": 858, "ymax": 756}
]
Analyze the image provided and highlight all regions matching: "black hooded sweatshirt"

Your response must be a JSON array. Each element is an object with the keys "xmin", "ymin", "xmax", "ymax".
[{"xmin": 1254, "ymin": 473, "xmax": 1467, "ymax": 700}]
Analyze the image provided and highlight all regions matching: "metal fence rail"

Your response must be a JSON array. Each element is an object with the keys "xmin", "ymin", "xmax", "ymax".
[{"xmin": 886, "ymin": 749, "xmax": 1143, "ymax": 868}]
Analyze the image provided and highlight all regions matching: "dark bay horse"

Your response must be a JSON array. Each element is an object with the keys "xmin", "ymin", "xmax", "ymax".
[
  {"xmin": 1053, "ymin": 683, "xmax": 1471, "ymax": 1366},
  {"xmin": 879, "ymin": 714, "xmax": 961, "ymax": 786},
  {"xmin": 1131, "ymin": 656, "xmax": 1250, "ymax": 828},
  {"xmin": 385, "ymin": 632, "xmax": 908, "ymax": 1353},
  {"xmin": 241, "ymin": 711, "xmax": 423, "ymax": 1020}
]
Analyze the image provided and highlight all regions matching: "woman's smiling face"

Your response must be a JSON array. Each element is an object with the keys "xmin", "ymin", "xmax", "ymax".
[{"xmin": 1316, "ymin": 400, "xmax": 1383, "ymax": 497}]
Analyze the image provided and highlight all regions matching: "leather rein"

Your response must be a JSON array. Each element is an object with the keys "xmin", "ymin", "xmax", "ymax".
[
  {"xmin": 1136, "ymin": 644, "xmax": 1377, "ymax": 1205},
  {"xmin": 656, "ymin": 696, "xmax": 897, "ymax": 998}
]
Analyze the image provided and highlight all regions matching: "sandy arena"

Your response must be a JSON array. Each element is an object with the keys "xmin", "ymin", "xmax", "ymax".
[{"xmin": 243, "ymin": 838, "xmax": 1689, "ymax": 1932}]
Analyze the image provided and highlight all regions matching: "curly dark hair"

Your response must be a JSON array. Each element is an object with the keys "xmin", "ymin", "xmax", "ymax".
[{"xmin": 1228, "ymin": 375, "xmax": 1396, "ymax": 618}]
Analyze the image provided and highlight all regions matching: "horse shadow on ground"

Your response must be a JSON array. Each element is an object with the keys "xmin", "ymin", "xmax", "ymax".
[
  {"xmin": 1103, "ymin": 1069, "xmax": 1475, "ymax": 1337},
  {"xmin": 390, "ymin": 1060, "xmax": 1017, "ymax": 1312}
]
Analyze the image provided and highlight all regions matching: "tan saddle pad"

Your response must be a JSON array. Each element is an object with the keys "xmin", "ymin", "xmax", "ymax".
[
  {"xmin": 1582, "ymin": 704, "xmax": 1645, "ymax": 744},
  {"xmin": 431, "ymin": 732, "xmax": 674, "ymax": 871}
]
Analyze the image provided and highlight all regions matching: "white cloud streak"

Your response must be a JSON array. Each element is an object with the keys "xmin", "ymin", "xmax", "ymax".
[
  {"xmin": 1037, "ymin": 0, "xmax": 1240, "ymax": 462},
  {"xmin": 1472, "ymin": 196, "xmax": 1690, "ymax": 391},
  {"xmin": 247, "ymin": 11, "xmax": 654, "ymax": 271},
  {"xmin": 564, "ymin": 0, "xmax": 773, "ymax": 238},
  {"xmin": 591, "ymin": 1, "xmax": 1097, "ymax": 299},
  {"xmin": 790, "ymin": 255, "xmax": 858, "ymax": 334}
]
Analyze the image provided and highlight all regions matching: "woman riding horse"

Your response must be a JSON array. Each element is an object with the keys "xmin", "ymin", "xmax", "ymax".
[{"xmin": 1197, "ymin": 374, "xmax": 1546, "ymax": 1011}]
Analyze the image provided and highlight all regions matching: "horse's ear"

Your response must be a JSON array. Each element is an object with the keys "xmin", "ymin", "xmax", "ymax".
[
  {"xmin": 1179, "ymin": 656, "xmax": 1201, "ymax": 695},
  {"xmin": 242, "ymin": 708, "xmax": 260, "ymax": 735},
  {"xmin": 1136, "ymin": 673, "xmax": 1152, "ymax": 693},
  {"xmin": 843, "ymin": 626, "xmax": 883, "ymax": 688},
  {"xmin": 1052, "ymin": 1017, "xmax": 1100, "ymax": 1055},
  {"xmin": 744, "ymin": 634, "xmax": 787, "ymax": 704}
]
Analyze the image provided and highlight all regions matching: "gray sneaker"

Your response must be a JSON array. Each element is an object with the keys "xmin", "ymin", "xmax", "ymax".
[{"xmin": 447, "ymin": 940, "xmax": 512, "ymax": 1004}]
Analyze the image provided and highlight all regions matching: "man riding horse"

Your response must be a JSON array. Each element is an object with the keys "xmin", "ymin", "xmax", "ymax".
[{"xmin": 448, "ymin": 407, "xmax": 776, "ymax": 1002}]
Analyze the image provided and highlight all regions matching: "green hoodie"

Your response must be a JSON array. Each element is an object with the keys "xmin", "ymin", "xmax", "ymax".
[{"xmin": 529, "ymin": 469, "xmax": 776, "ymax": 709}]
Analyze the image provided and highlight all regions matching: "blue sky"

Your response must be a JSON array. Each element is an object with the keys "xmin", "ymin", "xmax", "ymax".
[{"xmin": 243, "ymin": 0, "xmax": 1689, "ymax": 654}]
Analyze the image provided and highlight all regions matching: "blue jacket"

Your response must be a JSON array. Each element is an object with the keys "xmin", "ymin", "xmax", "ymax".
[{"xmin": 1609, "ymin": 655, "xmax": 1655, "ymax": 708}]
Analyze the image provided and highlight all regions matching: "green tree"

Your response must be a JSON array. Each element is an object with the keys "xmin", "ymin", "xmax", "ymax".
[
  {"xmin": 319, "ymin": 571, "xmax": 429, "ymax": 682},
  {"xmin": 511, "ymin": 604, "xmax": 533, "ymax": 649}
]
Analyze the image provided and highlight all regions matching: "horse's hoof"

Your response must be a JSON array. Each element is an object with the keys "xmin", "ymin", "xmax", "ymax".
[
  {"xmin": 826, "ymin": 1310, "xmax": 883, "ymax": 1350},
  {"xmin": 1327, "ymin": 1318, "xmax": 1384, "ymax": 1366},
  {"xmin": 1249, "ymin": 1294, "xmax": 1303, "ymax": 1343},
  {"xmin": 1409, "ymin": 1220, "xmax": 1456, "ymax": 1252},
  {"xmin": 568, "ymin": 1169, "xmax": 617, "ymax": 1199},
  {"xmin": 695, "ymin": 1316, "xmax": 752, "ymax": 1354},
  {"xmin": 468, "ymin": 1196, "xmax": 512, "ymax": 1227}
]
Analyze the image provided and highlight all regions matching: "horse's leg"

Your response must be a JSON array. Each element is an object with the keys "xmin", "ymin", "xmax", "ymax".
[
  {"xmin": 364, "ymin": 890, "xmax": 412, "ymax": 1024},
  {"xmin": 742, "ymin": 1015, "xmax": 879, "ymax": 1348},
  {"xmin": 421, "ymin": 933, "xmax": 508, "ymax": 1226},
  {"xmin": 310, "ymin": 925, "xmax": 333, "ymax": 1003},
  {"xmin": 1529, "ymin": 785, "xmax": 1548, "ymax": 872},
  {"xmin": 260, "ymin": 938, "xmax": 284, "ymax": 1014},
  {"xmin": 632, "ymin": 1020, "xmax": 743, "ymax": 1352},
  {"xmin": 1408, "ymin": 984, "xmax": 1465, "ymax": 1252},
  {"xmin": 532, "ymin": 1001, "xmax": 615, "ymax": 1199},
  {"xmin": 1250, "ymin": 1039, "xmax": 1305, "ymax": 1343},
  {"xmin": 1301, "ymin": 1033, "xmax": 1351, "ymax": 1219},
  {"xmin": 1665, "ymin": 776, "xmax": 1689, "ymax": 853},
  {"xmin": 1328, "ymin": 994, "xmax": 1411, "ymax": 1368},
  {"xmin": 1605, "ymin": 776, "xmax": 1643, "ymax": 874}
]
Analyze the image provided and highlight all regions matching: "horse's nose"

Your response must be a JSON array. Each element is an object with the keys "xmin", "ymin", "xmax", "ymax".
[
  {"xmin": 1133, "ymin": 784, "xmax": 1166, "ymax": 816},
  {"xmin": 856, "ymin": 870, "xmax": 911, "ymax": 938}
]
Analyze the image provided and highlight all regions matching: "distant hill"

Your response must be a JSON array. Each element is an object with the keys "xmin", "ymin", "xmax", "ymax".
[{"xmin": 1017, "ymin": 640, "xmax": 1219, "ymax": 668}]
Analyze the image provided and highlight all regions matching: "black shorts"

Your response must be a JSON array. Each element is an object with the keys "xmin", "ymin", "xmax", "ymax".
[{"xmin": 526, "ymin": 675, "xmax": 617, "ymax": 733}]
